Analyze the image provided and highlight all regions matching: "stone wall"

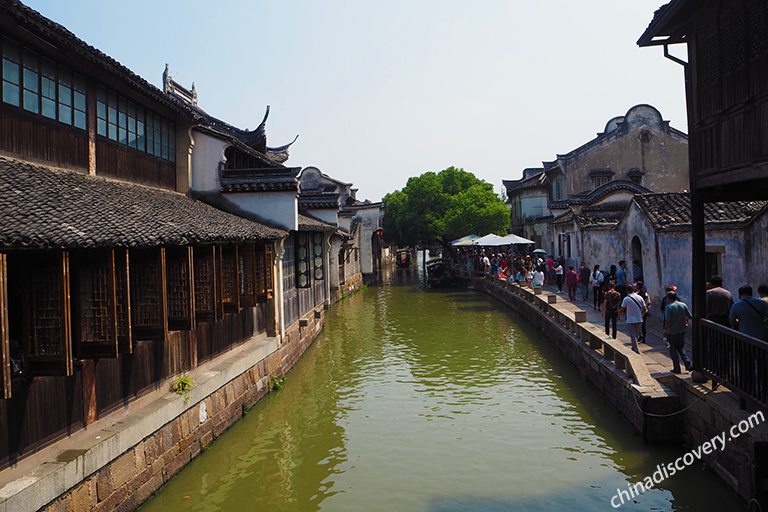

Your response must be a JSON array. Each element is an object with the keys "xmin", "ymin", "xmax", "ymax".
[
  {"xmin": 475, "ymin": 276, "xmax": 768, "ymax": 507},
  {"xmin": 473, "ymin": 278, "xmax": 680, "ymax": 443},
  {"xmin": 26, "ymin": 306, "xmax": 326, "ymax": 512}
]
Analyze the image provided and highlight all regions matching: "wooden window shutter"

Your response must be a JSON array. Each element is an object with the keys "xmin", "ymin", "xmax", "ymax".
[
  {"xmin": 219, "ymin": 246, "xmax": 239, "ymax": 313},
  {"xmin": 0, "ymin": 254, "xmax": 10, "ymax": 399},
  {"xmin": 166, "ymin": 247, "xmax": 194, "ymax": 330},
  {"xmin": 130, "ymin": 248, "xmax": 167, "ymax": 341},
  {"xmin": 22, "ymin": 251, "xmax": 73, "ymax": 376},
  {"xmin": 239, "ymin": 244, "xmax": 257, "ymax": 308},
  {"xmin": 115, "ymin": 249, "xmax": 132, "ymax": 353},
  {"xmin": 71, "ymin": 250, "xmax": 118, "ymax": 359},
  {"xmin": 265, "ymin": 244, "xmax": 274, "ymax": 299},
  {"xmin": 193, "ymin": 246, "xmax": 217, "ymax": 323}
]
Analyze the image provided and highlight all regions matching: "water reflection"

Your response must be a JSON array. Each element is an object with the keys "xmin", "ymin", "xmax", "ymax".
[{"xmin": 140, "ymin": 266, "xmax": 744, "ymax": 512}]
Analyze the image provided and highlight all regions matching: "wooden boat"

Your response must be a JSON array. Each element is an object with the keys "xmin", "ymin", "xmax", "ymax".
[{"xmin": 426, "ymin": 258, "xmax": 453, "ymax": 287}]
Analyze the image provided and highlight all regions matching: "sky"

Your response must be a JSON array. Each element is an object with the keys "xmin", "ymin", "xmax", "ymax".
[{"xmin": 24, "ymin": 0, "xmax": 688, "ymax": 202}]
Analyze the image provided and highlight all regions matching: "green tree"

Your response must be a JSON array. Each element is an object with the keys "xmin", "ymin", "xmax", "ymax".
[{"xmin": 383, "ymin": 167, "xmax": 510, "ymax": 246}]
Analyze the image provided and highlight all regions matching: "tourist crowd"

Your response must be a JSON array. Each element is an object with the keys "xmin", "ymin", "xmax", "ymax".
[{"xmin": 450, "ymin": 246, "xmax": 768, "ymax": 372}]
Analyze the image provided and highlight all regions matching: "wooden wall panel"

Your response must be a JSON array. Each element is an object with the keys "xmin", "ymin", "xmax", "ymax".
[
  {"xmin": 95, "ymin": 141, "xmax": 175, "ymax": 190},
  {"xmin": 0, "ymin": 110, "xmax": 89, "ymax": 169}
]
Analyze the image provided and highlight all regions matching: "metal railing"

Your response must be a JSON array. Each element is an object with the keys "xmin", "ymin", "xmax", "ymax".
[{"xmin": 699, "ymin": 319, "xmax": 768, "ymax": 408}]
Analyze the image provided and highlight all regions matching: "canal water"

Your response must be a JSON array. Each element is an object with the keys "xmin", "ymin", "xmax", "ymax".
[{"xmin": 139, "ymin": 267, "xmax": 744, "ymax": 512}]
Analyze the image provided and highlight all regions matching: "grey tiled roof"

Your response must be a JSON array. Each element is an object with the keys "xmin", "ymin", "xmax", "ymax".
[
  {"xmin": 0, "ymin": 157, "xmax": 286, "ymax": 250},
  {"xmin": 298, "ymin": 213, "xmax": 337, "ymax": 232},
  {"xmin": 634, "ymin": 193, "xmax": 768, "ymax": 229}
]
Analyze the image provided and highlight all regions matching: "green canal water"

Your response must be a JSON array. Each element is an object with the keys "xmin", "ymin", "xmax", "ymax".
[{"xmin": 139, "ymin": 268, "xmax": 744, "ymax": 512}]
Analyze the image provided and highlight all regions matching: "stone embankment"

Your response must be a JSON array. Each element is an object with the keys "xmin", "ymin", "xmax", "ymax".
[{"xmin": 469, "ymin": 275, "xmax": 768, "ymax": 507}]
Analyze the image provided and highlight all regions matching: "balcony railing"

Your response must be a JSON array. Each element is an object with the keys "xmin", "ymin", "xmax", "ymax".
[{"xmin": 699, "ymin": 319, "xmax": 768, "ymax": 409}]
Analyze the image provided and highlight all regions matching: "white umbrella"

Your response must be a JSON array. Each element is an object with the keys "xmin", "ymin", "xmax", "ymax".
[
  {"xmin": 450, "ymin": 234, "xmax": 481, "ymax": 246},
  {"xmin": 496, "ymin": 233, "xmax": 534, "ymax": 245},
  {"xmin": 473, "ymin": 233, "xmax": 505, "ymax": 246}
]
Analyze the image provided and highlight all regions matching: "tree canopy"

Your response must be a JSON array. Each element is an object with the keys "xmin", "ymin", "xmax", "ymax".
[{"xmin": 382, "ymin": 167, "xmax": 510, "ymax": 247}]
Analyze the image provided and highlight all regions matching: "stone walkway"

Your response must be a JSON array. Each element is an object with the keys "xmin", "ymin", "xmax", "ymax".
[{"xmin": 537, "ymin": 282, "xmax": 693, "ymax": 379}]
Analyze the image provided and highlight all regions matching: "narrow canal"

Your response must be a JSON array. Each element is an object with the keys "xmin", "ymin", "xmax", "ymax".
[{"xmin": 140, "ymin": 267, "xmax": 744, "ymax": 512}]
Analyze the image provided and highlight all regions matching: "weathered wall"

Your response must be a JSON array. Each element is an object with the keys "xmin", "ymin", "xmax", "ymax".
[{"xmin": 563, "ymin": 105, "xmax": 689, "ymax": 197}]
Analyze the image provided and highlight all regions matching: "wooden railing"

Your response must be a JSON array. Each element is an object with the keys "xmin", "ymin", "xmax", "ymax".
[{"xmin": 699, "ymin": 319, "xmax": 768, "ymax": 408}]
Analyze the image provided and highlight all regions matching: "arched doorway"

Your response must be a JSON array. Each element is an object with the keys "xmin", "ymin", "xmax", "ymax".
[{"xmin": 631, "ymin": 236, "xmax": 643, "ymax": 283}]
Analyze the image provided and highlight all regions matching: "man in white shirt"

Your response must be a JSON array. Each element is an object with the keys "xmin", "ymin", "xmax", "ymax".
[{"xmin": 619, "ymin": 283, "xmax": 647, "ymax": 353}]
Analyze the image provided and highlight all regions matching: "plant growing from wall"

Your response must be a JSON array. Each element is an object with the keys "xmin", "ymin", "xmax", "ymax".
[
  {"xmin": 171, "ymin": 373, "xmax": 194, "ymax": 404},
  {"xmin": 269, "ymin": 376, "xmax": 285, "ymax": 391}
]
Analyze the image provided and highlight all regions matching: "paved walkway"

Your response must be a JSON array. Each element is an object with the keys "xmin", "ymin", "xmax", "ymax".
[{"xmin": 537, "ymin": 282, "xmax": 693, "ymax": 379}]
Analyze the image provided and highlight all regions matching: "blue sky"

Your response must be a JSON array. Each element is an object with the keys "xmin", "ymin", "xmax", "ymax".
[{"xmin": 24, "ymin": 0, "xmax": 687, "ymax": 202}]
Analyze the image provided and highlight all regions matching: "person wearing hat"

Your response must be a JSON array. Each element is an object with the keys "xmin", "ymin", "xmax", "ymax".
[{"xmin": 659, "ymin": 285, "xmax": 677, "ymax": 315}]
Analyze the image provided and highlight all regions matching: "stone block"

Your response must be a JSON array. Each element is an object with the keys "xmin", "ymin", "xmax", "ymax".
[
  {"xmin": 134, "ymin": 473, "xmax": 164, "ymax": 505},
  {"xmin": 547, "ymin": 294, "xmax": 557, "ymax": 304},
  {"xmin": 93, "ymin": 483, "xmax": 128, "ymax": 512},
  {"xmin": 96, "ymin": 467, "xmax": 114, "ymax": 502},
  {"xmin": 111, "ymin": 450, "xmax": 137, "ymax": 490},
  {"xmin": 574, "ymin": 311, "xmax": 587, "ymax": 323},
  {"xmin": 144, "ymin": 435, "xmax": 159, "ymax": 464},
  {"xmin": 134, "ymin": 442, "xmax": 146, "ymax": 474},
  {"xmin": 71, "ymin": 483, "xmax": 90, "ymax": 512},
  {"xmin": 165, "ymin": 447, "xmax": 191, "ymax": 480}
]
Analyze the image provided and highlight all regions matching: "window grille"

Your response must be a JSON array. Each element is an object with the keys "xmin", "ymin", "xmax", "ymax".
[
  {"xmin": 1, "ymin": 37, "xmax": 86, "ymax": 129},
  {"xmin": 283, "ymin": 235, "xmax": 296, "ymax": 291},
  {"xmin": 130, "ymin": 249, "xmax": 166, "ymax": 339},
  {"xmin": 313, "ymin": 233, "xmax": 324, "ymax": 280},
  {"xmin": 296, "ymin": 232, "xmax": 311, "ymax": 288},
  {"xmin": 166, "ymin": 248, "xmax": 193, "ymax": 330},
  {"xmin": 194, "ymin": 247, "xmax": 217, "ymax": 323},
  {"xmin": 96, "ymin": 84, "xmax": 176, "ymax": 161},
  {"xmin": 22, "ymin": 252, "xmax": 73, "ymax": 376},
  {"xmin": 220, "ymin": 246, "xmax": 239, "ymax": 312}
]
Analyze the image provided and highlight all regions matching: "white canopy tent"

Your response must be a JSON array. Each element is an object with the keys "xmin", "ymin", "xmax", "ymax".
[
  {"xmin": 472, "ymin": 233, "xmax": 534, "ymax": 247},
  {"xmin": 450, "ymin": 234, "xmax": 481, "ymax": 246}
]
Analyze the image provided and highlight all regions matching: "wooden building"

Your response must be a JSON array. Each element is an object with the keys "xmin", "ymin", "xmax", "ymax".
[{"xmin": 0, "ymin": 0, "xmax": 286, "ymax": 470}]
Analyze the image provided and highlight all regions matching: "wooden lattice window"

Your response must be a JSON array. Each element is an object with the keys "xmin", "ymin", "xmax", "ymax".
[
  {"xmin": 265, "ymin": 244, "xmax": 274, "ymax": 299},
  {"xmin": 283, "ymin": 235, "xmax": 295, "ymax": 292},
  {"xmin": 239, "ymin": 245, "xmax": 257, "ymax": 308},
  {"xmin": 1, "ymin": 254, "xmax": 10, "ymax": 399},
  {"xmin": 166, "ymin": 247, "xmax": 194, "ymax": 330},
  {"xmin": 312, "ymin": 233, "xmax": 324, "ymax": 280},
  {"xmin": 71, "ymin": 251, "xmax": 118, "ymax": 359},
  {"xmin": 130, "ymin": 248, "xmax": 167, "ymax": 340},
  {"xmin": 194, "ymin": 246, "xmax": 217, "ymax": 323},
  {"xmin": 22, "ymin": 252, "xmax": 73, "ymax": 376},
  {"xmin": 296, "ymin": 233, "xmax": 311, "ymax": 288},
  {"xmin": 219, "ymin": 246, "xmax": 239, "ymax": 313},
  {"xmin": 114, "ymin": 249, "xmax": 132, "ymax": 353}
]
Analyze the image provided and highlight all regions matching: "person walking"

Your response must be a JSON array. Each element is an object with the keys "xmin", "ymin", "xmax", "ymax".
[
  {"xmin": 706, "ymin": 275, "xmax": 734, "ymax": 327},
  {"xmin": 619, "ymin": 283, "xmax": 647, "ymax": 353},
  {"xmin": 616, "ymin": 260, "xmax": 628, "ymax": 299},
  {"xmin": 579, "ymin": 261, "xmax": 591, "ymax": 300},
  {"xmin": 602, "ymin": 282, "xmax": 621, "ymax": 339},
  {"xmin": 555, "ymin": 261, "xmax": 564, "ymax": 293},
  {"xmin": 663, "ymin": 290, "xmax": 693, "ymax": 373},
  {"xmin": 565, "ymin": 266, "xmax": 579, "ymax": 301},
  {"xmin": 729, "ymin": 285, "xmax": 768, "ymax": 341},
  {"xmin": 635, "ymin": 281, "xmax": 651, "ymax": 343},
  {"xmin": 590, "ymin": 265, "xmax": 604, "ymax": 310}
]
